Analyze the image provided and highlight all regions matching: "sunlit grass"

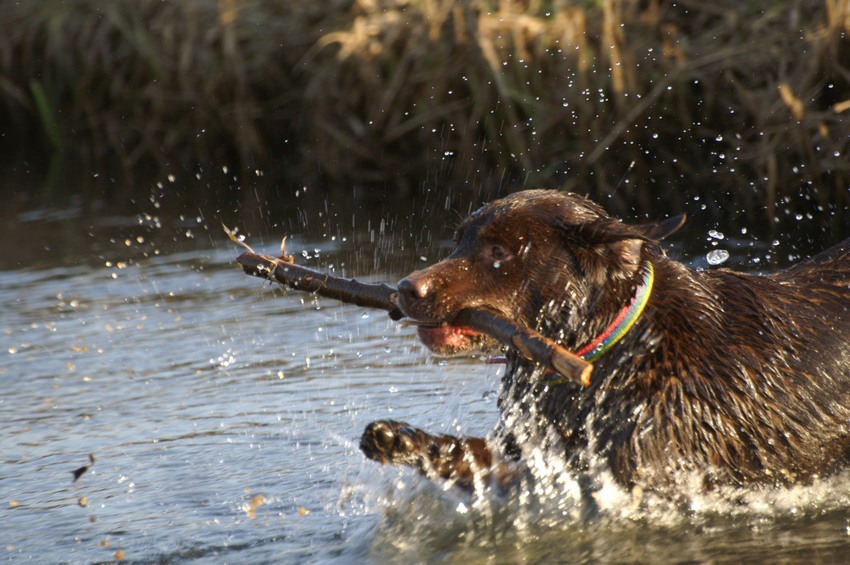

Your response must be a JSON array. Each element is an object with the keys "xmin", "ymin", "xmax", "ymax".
[{"xmin": 0, "ymin": 0, "xmax": 847, "ymax": 223}]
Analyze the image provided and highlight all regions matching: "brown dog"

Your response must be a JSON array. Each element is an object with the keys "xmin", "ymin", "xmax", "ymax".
[{"xmin": 360, "ymin": 189, "xmax": 850, "ymax": 492}]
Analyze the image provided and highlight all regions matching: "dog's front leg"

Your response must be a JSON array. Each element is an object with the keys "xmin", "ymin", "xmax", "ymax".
[{"xmin": 360, "ymin": 420, "xmax": 512, "ymax": 488}]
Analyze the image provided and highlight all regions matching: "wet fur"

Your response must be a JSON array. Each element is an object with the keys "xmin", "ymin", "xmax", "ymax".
[{"xmin": 360, "ymin": 189, "xmax": 850, "ymax": 492}]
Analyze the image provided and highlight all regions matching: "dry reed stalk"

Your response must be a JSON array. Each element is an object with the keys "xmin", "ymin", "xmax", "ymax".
[
  {"xmin": 299, "ymin": 0, "xmax": 848, "ymax": 229},
  {"xmin": 0, "ymin": 0, "xmax": 847, "ymax": 232}
]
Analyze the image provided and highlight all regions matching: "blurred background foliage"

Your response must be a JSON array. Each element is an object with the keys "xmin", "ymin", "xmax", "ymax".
[{"xmin": 0, "ymin": 0, "xmax": 848, "ymax": 230}]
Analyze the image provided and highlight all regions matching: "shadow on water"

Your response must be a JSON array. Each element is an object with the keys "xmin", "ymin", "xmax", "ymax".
[{"xmin": 2, "ymin": 176, "xmax": 850, "ymax": 563}]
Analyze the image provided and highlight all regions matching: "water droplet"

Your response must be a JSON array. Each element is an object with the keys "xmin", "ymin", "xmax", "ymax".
[
  {"xmin": 708, "ymin": 230, "xmax": 724, "ymax": 240},
  {"xmin": 706, "ymin": 249, "xmax": 730, "ymax": 265}
]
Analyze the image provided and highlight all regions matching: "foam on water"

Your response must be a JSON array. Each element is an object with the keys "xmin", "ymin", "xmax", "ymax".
[{"xmin": 344, "ymin": 436, "xmax": 850, "ymax": 563}]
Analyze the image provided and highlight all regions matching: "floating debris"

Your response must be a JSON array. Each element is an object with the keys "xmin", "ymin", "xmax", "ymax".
[
  {"xmin": 242, "ymin": 494, "xmax": 267, "ymax": 519},
  {"xmin": 71, "ymin": 453, "xmax": 96, "ymax": 483},
  {"xmin": 71, "ymin": 466, "xmax": 88, "ymax": 482}
]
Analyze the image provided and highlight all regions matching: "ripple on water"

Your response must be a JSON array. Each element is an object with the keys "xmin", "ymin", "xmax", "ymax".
[{"xmin": 4, "ymin": 243, "xmax": 850, "ymax": 563}]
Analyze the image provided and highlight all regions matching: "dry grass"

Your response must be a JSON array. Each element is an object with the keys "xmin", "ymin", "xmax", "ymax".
[
  {"xmin": 0, "ymin": 1, "xmax": 344, "ymax": 174},
  {"xmin": 0, "ymin": 0, "xmax": 848, "ymax": 224}
]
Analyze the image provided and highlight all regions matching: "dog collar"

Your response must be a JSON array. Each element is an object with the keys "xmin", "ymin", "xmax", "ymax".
[
  {"xmin": 574, "ymin": 260, "xmax": 654, "ymax": 362},
  {"xmin": 487, "ymin": 261, "xmax": 654, "ymax": 383}
]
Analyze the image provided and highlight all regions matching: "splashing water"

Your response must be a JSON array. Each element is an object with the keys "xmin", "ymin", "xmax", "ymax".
[
  {"xmin": 356, "ymin": 431, "xmax": 850, "ymax": 564},
  {"xmin": 706, "ymin": 249, "xmax": 730, "ymax": 265},
  {"xmin": 4, "ymin": 193, "xmax": 850, "ymax": 564}
]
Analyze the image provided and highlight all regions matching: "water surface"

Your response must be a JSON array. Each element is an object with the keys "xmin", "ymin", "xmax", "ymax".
[{"xmin": 3, "ymin": 193, "xmax": 850, "ymax": 563}]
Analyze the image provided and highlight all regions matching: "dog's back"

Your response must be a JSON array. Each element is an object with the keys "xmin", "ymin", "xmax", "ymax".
[
  {"xmin": 567, "ymin": 236, "xmax": 850, "ymax": 490},
  {"xmin": 780, "ymin": 237, "xmax": 850, "ymax": 287}
]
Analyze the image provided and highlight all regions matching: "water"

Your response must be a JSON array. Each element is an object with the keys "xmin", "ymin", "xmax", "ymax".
[{"xmin": 3, "ymin": 197, "xmax": 850, "ymax": 563}]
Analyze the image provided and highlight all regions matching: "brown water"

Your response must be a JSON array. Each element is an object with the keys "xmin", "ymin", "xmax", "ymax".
[{"xmin": 3, "ymin": 188, "xmax": 850, "ymax": 563}]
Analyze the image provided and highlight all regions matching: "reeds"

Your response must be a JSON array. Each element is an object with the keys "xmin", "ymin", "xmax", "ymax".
[
  {"xmin": 0, "ymin": 1, "xmax": 328, "ymax": 174},
  {"xmin": 1, "ymin": 0, "xmax": 848, "ymax": 223}
]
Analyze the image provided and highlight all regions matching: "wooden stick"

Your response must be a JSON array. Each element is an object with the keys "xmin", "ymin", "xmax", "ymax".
[
  {"xmin": 237, "ymin": 251, "xmax": 404, "ymax": 319},
  {"xmin": 453, "ymin": 309, "xmax": 592, "ymax": 387},
  {"xmin": 236, "ymin": 251, "xmax": 593, "ymax": 385}
]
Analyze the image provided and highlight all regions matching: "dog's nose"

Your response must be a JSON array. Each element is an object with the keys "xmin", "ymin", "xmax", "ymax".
[{"xmin": 397, "ymin": 274, "xmax": 430, "ymax": 308}]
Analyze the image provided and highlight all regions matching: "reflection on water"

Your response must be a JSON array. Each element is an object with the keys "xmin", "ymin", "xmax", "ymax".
[
  {"xmin": 0, "ymin": 208, "xmax": 494, "ymax": 563},
  {"xmin": 3, "ymin": 194, "xmax": 850, "ymax": 563}
]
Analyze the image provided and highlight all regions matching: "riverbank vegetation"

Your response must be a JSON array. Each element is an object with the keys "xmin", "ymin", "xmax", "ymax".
[{"xmin": 1, "ymin": 0, "xmax": 848, "ymax": 225}]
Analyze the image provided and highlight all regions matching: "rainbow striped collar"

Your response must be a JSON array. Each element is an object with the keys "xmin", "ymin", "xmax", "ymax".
[
  {"xmin": 487, "ymin": 261, "xmax": 655, "ymax": 384},
  {"xmin": 574, "ymin": 261, "xmax": 655, "ymax": 363}
]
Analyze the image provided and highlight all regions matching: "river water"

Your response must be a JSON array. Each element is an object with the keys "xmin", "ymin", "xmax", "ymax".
[{"xmin": 3, "ymin": 188, "xmax": 850, "ymax": 563}]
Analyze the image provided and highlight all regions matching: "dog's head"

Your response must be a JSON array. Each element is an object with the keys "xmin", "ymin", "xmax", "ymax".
[{"xmin": 397, "ymin": 189, "xmax": 684, "ymax": 356}]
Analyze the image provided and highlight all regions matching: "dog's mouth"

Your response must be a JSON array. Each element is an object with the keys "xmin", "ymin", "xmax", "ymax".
[{"xmin": 412, "ymin": 322, "xmax": 496, "ymax": 356}]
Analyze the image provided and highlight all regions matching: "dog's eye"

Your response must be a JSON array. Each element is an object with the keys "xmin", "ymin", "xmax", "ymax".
[{"xmin": 485, "ymin": 244, "xmax": 513, "ymax": 268}]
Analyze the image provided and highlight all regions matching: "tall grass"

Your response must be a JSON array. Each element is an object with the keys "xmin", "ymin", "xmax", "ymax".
[
  {"xmin": 0, "ymin": 0, "xmax": 848, "ymax": 225},
  {"xmin": 0, "ymin": 1, "xmax": 334, "ymax": 174}
]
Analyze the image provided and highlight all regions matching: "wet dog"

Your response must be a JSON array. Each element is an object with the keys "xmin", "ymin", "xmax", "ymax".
[{"xmin": 360, "ymin": 189, "xmax": 850, "ymax": 492}]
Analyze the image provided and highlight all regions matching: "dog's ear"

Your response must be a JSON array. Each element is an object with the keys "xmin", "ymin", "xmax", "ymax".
[
  {"xmin": 630, "ymin": 213, "xmax": 687, "ymax": 242},
  {"xmin": 573, "ymin": 213, "xmax": 685, "ymax": 277},
  {"xmin": 576, "ymin": 213, "xmax": 686, "ymax": 245}
]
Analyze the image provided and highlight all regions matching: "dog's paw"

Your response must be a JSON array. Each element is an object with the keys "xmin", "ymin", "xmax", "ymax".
[{"xmin": 360, "ymin": 420, "xmax": 432, "ymax": 467}]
